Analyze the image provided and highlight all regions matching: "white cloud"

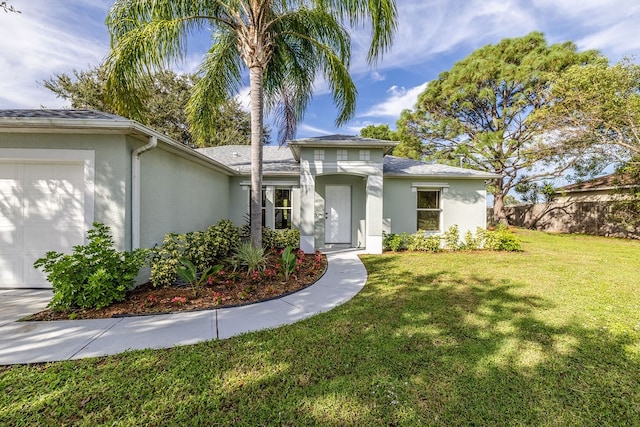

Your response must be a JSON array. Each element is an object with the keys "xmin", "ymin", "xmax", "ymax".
[
  {"xmin": 234, "ymin": 86, "xmax": 251, "ymax": 112},
  {"xmin": 361, "ymin": 82, "xmax": 428, "ymax": 118},
  {"xmin": 0, "ymin": 0, "xmax": 110, "ymax": 108},
  {"xmin": 296, "ymin": 123, "xmax": 334, "ymax": 137}
]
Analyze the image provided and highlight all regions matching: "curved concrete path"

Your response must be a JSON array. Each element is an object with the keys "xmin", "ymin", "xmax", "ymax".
[{"xmin": 0, "ymin": 249, "xmax": 366, "ymax": 365}]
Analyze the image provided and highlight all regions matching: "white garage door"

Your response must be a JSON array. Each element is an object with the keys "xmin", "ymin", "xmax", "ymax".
[{"xmin": 0, "ymin": 161, "xmax": 87, "ymax": 288}]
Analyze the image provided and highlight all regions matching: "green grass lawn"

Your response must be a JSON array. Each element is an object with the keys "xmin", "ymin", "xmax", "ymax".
[{"xmin": 2, "ymin": 230, "xmax": 639, "ymax": 426}]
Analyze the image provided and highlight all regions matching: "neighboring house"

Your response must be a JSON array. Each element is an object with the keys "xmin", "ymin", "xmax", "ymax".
[
  {"xmin": 0, "ymin": 110, "xmax": 495, "ymax": 288},
  {"xmin": 554, "ymin": 173, "xmax": 638, "ymax": 203},
  {"xmin": 506, "ymin": 173, "xmax": 639, "ymax": 238}
]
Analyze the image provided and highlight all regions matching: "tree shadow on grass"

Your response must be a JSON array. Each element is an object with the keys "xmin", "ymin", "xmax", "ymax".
[{"xmin": 1, "ymin": 253, "xmax": 639, "ymax": 426}]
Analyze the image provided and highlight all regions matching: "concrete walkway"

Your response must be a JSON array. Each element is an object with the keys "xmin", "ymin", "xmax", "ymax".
[{"xmin": 0, "ymin": 249, "xmax": 367, "ymax": 365}]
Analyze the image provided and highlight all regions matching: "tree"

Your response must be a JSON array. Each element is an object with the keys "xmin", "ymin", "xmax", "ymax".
[
  {"xmin": 360, "ymin": 124, "xmax": 398, "ymax": 140},
  {"xmin": 396, "ymin": 32, "xmax": 600, "ymax": 224},
  {"xmin": 608, "ymin": 159, "xmax": 640, "ymax": 234},
  {"xmin": 43, "ymin": 66, "xmax": 254, "ymax": 146},
  {"xmin": 104, "ymin": 0, "xmax": 397, "ymax": 248},
  {"xmin": 539, "ymin": 59, "xmax": 640, "ymax": 160}
]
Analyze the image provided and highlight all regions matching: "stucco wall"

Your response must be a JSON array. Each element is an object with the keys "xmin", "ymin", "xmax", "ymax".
[
  {"xmin": 137, "ymin": 140, "xmax": 231, "ymax": 248},
  {"xmin": 383, "ymin": 178, "xmax": 487, "ymax": 236},
  {"xmin": 0, "ymin": 132, "xmax": 130, "ymax": 250}
]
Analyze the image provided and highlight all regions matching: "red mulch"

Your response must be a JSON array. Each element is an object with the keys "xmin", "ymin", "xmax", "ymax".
[{"xmin": 26, "ymin": 251, "xmax": 326, "ymax": 321}]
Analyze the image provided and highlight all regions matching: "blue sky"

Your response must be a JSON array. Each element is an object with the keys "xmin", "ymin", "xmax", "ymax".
[{"xmin": 1, "ymin": 0, "xmax": 639, "ymax": 140}]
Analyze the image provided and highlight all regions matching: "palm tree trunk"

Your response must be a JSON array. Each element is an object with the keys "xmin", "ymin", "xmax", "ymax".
[{"xmin": 249, "ymin": 65, "xmax": 264, "ymax": 249}]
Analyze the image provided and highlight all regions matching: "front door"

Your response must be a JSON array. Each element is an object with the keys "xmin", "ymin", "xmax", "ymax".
[{"xmin": 325, "ymin": 185, "xmax": 351, "ymax": 244}]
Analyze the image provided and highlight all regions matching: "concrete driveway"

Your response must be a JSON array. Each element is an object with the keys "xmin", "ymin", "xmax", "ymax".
[{"xmin": 0, "ymin": 289, "xmax": 52, "ymax": 327}]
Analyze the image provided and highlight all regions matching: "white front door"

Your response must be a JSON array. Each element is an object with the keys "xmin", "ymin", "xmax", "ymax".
[
  {"xmin": 325, "ymin": 185, "xmax": 351, "ymax": 244},
  {"xmin": 0, "ymin": 161, "xmax": 86, "ymax": 288}
]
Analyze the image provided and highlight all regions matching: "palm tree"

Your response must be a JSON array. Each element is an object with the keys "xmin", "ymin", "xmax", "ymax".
[{"xmin": 103, "ymin": 0, "xmax": 397, "ymax": 248}]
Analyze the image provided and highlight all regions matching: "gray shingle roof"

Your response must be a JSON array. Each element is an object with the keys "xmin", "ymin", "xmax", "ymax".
[
  {"xmin": 197, "ymin": 145, "xmax": 299, "ymax": 175},
  {"xmin": 383, "ymin": 156, "xmax": 498, "ymax": 179},
  {"xmin": 0, "ymin": 109, "xmax": 125, "ymax": 120}
]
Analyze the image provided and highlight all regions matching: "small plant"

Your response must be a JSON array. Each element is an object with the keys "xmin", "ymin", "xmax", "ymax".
[
  {"xmin": 230, "ymin": 242, "xmax": 267, "ymax": 276},
  {"xmin": 382, "ymin": 232, "xmax": 409, "ymax": 251},
  {"xmin": 212, "ymin": 291, "xmax": 224, "ymax": 305},
  {"xmin": 281, "ymin": 246, "xmax": 297, "ymax": 281},
  {"xmin": 170, "ymin": 296, "xmax": 187, "ymax": 306},
  {"xmin": 175, "ymin": 258, "xmax": 222, "ymax": 297},
  {"xmin": 33, "ymin": 222, "xmax": 148, "ymax": 311},
  {"xmin": 443, "ymin": 225, "xmax": 460, "ymax": 250},
  {"xmin": 484, "ymin": 225, "xmax": 523, "ymax": 252},
  {"xmin": 143, "ymin": 294, "xmax": 158, "ymax": 308},
  {"xmin": 407, "ymin": 231, "xmax": 441, "ymax": 252}
]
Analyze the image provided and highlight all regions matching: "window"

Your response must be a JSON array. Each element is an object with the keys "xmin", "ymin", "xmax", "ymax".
[
  {"xmin": 337, "ymin": 149, "xmax": 348, "ymax": 161},
  {"xmin": 417, "ymin": 190, "xmax": 440, "ymax": 231},
  {"xmin": 274, "ymin": 188, "xmax": 292, "ymax": 229},
  {"xmin": 359, "ymin": 150, "xmax": 370, "ymax": 161},
  {"xmin": 258, "ymin": 186, "xmax": 292, "ymax": 229},
  {"xmin": 314, "ymin": 149, "xmax": 325, "ymax": 161}
]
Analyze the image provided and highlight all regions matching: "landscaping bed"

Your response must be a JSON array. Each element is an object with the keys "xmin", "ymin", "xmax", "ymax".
[{"xmin": 26, "ymin": 251, "xmax": 326, "ymax": 321}]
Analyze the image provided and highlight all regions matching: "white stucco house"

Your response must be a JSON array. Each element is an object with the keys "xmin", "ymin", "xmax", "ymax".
[{"xmin": 0, "ymin": 110, "xmax": 496, "ymax": 288}]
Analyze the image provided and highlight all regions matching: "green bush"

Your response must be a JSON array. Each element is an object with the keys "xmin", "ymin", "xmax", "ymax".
[
  {"xmin": 150, "ymin": 219, "xmax": 241, "ymax": 287},
  {"xmin": 407, "ymin": 231, "xmax": 442, "ymax": 252},
  {"xmin": 383, "ymin": 225, "xmax": 522, "ymax": 253},
  {"xmin": 33, "ymin": 222, "xmax": 148, "ymax": 311},
  {"xmin": 240, "ymin": 225, "xmax": 301, "ymax": 249},
  {"xmin": 484, "ymin": 225, "xmax": 523, "ymax": 252},
  {"xmin": 443, "ymin": 225, "xmax": 461, "ymax": 250},
  {"xmin": 382, "ymin": 232, "xmax": 408, "ymax": 251}
]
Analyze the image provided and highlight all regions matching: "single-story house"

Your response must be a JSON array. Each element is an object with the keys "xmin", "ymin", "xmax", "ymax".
[
  {"xmin": 0, "ymin": 110, "xmax": 496, "ymax": 288},
  {"xmin": 554, "ymin": 173, "xmax": 638, "ymax": 203}
]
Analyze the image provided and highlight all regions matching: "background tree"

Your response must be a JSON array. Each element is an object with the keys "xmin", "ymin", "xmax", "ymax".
[
  {"xmin": 608, "ymin": 159, "xmax": 640, "ymax": 234},
  {"xmin": 43, "ymin": 66, "xmax": 254, "ymax": 146},
  {"xmin": 396, "ymin": 32, "xmax": 600, "ymax": 224},
  {"xmin": 539, "ymin": 59, "xmax": 640, "ymax": 160},
  {"xmin": 104, "ymin": 0, "xmax": 397, "ymax": 249},
  {"xmin": 360, "ymin": 124, "xmax": 398, "ymax": 141}
]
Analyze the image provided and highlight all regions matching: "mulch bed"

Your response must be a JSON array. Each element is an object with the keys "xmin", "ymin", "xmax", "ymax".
[{"xmin": 25, "ymin": 251, "xmax": 327, "ymax": 321}]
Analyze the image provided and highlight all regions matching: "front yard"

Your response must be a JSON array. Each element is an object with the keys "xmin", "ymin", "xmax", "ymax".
[{"xmin": 1, "ymin": 230, "xmax": 639, "ymax": 425}]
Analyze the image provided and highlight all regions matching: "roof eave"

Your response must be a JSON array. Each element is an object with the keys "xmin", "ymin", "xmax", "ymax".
[{"xmin": 0, "ymin": 116, "xmax": 239, "ymax": 176}]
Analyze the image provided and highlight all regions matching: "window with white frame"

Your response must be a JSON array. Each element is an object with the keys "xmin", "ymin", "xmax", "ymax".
[
  {"xmin": 259, "ymin": 186, "xmax": 292, "ymax": 229},
  {"xmin": 314, "ymin": 149, "xmax": 325, "ymax": 160},
  {"xmin": 416, "ymin": 189, "xmax": 441, "ymax": 231},
  {"xmin": 274, "ymin": 188, "xmax": 292, "ymax": 229},
  {"xmin": 359, "ymin": 149, "xmax": 370, "ymax": 161},
  {"xmin": 337, "ymin": 149, "xmax": 348, "ymax": 161}
]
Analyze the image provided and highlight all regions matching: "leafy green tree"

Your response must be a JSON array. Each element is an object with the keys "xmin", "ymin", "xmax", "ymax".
[
  {"xmin": 43, "ymin": 66, "xmax": 253, "ymax": 146},
  {"xmin": 396, "ymin": 32, "xmax": 600, "ymax": 224},
  {"xmin": 360, "ymin": 124, "xmax": 398, "ymax": 140},
  {"xmin": 608, "ymin": 159, "xmax": 640, "ymax": 234},
  {"xmin": 103, "ymin": 0, "xmax": 397, "ymax": 248},
  {"xmin": 539, "ymin": 59, "xmax": 640, "ymax": 160}
]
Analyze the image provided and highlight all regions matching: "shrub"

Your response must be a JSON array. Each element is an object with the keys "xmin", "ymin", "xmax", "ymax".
[
  {"xmin": 33, "ymin": 222, "xmax": 148, "ymax": 311},
  {"xmin": 241, "ymin": 225, "xmax": 300, "ymax": 249},
  {"xmin": 484, "ymin": 224, "xmax": 523, "ymax": 252},
  {"xmin": 382, "ymin": 232, "xmax": 408, "ymax": 251},
  {"xmin": 443, "ymin": 225, "xmax": 461, "ymax": 250},
  {"xmin": 150, "ymin": 220, "xmax": 241, "ymax": 287},
  {"xmin": 407, "ymin": 231, "xmax": 441, "ymax": 252}
]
